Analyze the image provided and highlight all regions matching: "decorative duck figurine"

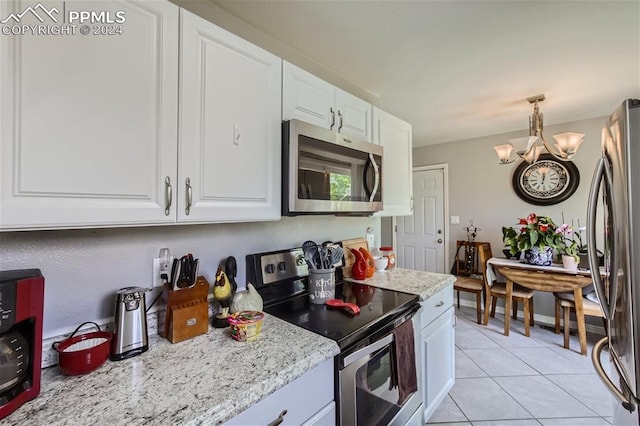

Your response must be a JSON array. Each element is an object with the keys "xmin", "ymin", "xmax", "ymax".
[
  {"xmin": 359, "ymin": 247, "xmax": 375, "ymax": 278},
  {"xmin": 350, "ymin": 248, "xmax": 367, "ymax": 280}
]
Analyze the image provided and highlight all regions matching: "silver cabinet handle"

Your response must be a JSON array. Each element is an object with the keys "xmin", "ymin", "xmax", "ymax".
[
  {"xmin": 185, "ymin": 177, "xmax": 192, "ymax": 216},
  {"xmin": 267, "ymin": 409, "xmax": 287, "ymax": 426},
  {"xmin": 435, "ymin": 300, "xmax": 444, "ymax": 307},
  {"xmin": 164, "ymin": 176, "xmax": 172, "ymax": 216},
  {"xmin": 410, "ymin": 196, "xmax": 414, "ymax": 211},
  {"xmin": 338, "ymin": 110, "xmax": 344, "ymax": 132},
  {"xmin": 330, "ymin": 107, "xmax": 335, "ymax": 130}
]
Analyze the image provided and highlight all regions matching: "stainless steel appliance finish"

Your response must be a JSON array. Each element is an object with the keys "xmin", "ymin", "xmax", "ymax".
[
  {"xmin": 247, "ymin": 247, "xmax": 422, "ymax": 425},
  {"xmin": 110, "ymin": 287, "xmax": 149, "ymax": 361},
  {"xmin": 338, "ymin": 305, "xmax": 422, "ymax": 426},
  {"xmin": 282, "ymin": 120, "xmax": 383, "ymax": 216},
  {"xmin": 589, "ymin": 99, "xmax": 640, "ymax": 424}
]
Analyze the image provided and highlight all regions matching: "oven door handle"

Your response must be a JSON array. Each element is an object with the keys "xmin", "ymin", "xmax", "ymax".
[{"xmin": 343, "ymin": 333, "xmax": 394, "ymax": 367}]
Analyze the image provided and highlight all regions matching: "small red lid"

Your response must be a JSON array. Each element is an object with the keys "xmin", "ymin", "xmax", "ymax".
[{"xmin": 379, "ymin": 246, "xmax": 393, "ymax": 251}]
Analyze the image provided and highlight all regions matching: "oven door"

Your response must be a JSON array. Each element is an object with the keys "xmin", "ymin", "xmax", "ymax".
[{"xmin": 338, "ymin": 314, "xmax": 422, "ymax": 426}]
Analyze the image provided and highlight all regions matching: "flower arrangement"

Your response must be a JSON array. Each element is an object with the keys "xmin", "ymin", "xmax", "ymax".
[
  {"xmin": 556, "ymin": 222, "xmax": 586, "ymax": 261},
  {"xmin": 502, "ymin": 213, "xmax": 564, "ymax": 256}
]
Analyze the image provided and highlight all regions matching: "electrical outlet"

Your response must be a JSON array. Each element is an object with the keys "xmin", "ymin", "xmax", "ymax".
[{"xmin": 152, "ymin": 248, "xmax": 172, "ymax": 288}]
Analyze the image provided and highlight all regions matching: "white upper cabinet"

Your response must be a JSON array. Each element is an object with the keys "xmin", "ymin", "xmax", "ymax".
[
  {"xmin": 0, "ymin": 2, "xmax": 282, "ymax": 230},
  {"xmin": 178, "ymin": 9, "xmax": 281, "ymax": 223},
  {"xmin": 283, "ymin": 61, "xmax": 372, "ymax": 142},
  {"xmin": 373, "ymin": 107, "xmax": 414, "ymax": 217},
  {"xmin": 0, "ymin": 1, "xmax": 179, "ymax": 230}
]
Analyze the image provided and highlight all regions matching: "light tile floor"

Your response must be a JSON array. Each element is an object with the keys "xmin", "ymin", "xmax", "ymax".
[{"xmin": 427, "ymin": 305, "xmax": 614, "ymax": 425}]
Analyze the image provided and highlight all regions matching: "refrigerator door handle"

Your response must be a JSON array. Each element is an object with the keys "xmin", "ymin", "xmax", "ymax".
[
  {"xmin": 592, "ymin": 336, "xmax": 636, "ymax": 411},
  {"xmin": 588, "ymin": 156, "xmax": 615, "ymax": 319}
]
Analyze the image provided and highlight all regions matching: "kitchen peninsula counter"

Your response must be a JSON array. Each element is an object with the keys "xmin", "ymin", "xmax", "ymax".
[
  {"xmin": 5, "ymin": 268, "xmax": 454, "ymax": 425},
  {"xmin": 347, "ymin": 267, "xmax": 456, "ymax": 301}
]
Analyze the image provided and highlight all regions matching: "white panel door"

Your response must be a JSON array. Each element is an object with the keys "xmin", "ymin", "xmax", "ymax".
[
  {"xmin": 179, "ymin": 9, "xmax": 281, "ymax": 223},
  {"xmin": 0, "ymin": 0, "xmax": 179, "ymax": 230},
  {"xmin": 372, "ymin": 107, "xmax": 413, "ymax": 217},
  {"xmin": 397, "ymin": 168, "xmax": 445, "ymax": 272},
  {"xmin": 335, "ymin": 88, "xmax": 372, "ymax": 142},
  {"xmin": 282, "ymin": 61, "xmax": 334, "ymax": 130}
]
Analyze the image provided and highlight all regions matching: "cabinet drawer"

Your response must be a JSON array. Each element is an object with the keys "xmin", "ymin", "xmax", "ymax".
[
  {"xmin": 420, "ymin": 285, "xmax": 453, "ymax": 328},
  {"xmin": 224, "ymin": 358, "xmax": 334, "ymax": 425}
]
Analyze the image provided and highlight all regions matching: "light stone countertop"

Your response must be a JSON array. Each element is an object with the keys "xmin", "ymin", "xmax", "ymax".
[
  {"xmin": 5, "ymin": 268, "xmax": 453, "ymax": 426},
  {"xmin": 346, "ymin": 267, "xmax": 456, "ymax": 301},
  {"xmin": 3, "ymin": 314, "xmax": 339, "ymax": 426}
]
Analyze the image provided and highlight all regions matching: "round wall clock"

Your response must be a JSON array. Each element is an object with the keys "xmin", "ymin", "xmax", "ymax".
[{"xmin": 511, "ymin": 153, "xmax": 580, "ymax": 205}]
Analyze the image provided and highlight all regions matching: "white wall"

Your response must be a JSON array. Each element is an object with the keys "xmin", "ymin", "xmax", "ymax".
[
  {"xmin": 0, "ymin": 216, "xmax": 378, "ymax": 338},
  {"xmin": 413, "ymin": 115, "xmax": 607, "ymax": 318}
]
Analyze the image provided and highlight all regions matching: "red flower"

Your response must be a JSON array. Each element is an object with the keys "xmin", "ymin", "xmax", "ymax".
[
  {"xmin": 526, "ymin": 213, "xmax": 537, "ymax": 224},
  {"xmin": 539, "ymin": 224, "xmax": 549, "ymax": 232}
]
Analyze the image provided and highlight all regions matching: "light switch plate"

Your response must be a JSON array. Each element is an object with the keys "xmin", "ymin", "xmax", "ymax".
[{"xmin": 451, "ymin": 216, "xmax": 460, "ymax": 225}]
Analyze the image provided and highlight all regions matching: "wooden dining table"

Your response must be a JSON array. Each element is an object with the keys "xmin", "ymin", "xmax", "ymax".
[{"xmin": 486, "ymin": 257, "xmax": 595, "ymax": 355}]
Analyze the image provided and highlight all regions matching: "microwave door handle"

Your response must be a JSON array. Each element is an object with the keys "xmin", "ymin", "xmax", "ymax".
[{"xmin": 368, "ymin": 153, "xmax": 380, "ymax": 202}]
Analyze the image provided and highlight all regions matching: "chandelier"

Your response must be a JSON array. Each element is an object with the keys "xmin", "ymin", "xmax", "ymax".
[{"xmin": 493, "ymin": 94, "xmax": 585, "ymax": 164}]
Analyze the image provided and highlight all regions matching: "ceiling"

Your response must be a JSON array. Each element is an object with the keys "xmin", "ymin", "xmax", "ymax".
[{"xmin": 209, "ymin": 0, "xmax": 640, "ymax": 147}]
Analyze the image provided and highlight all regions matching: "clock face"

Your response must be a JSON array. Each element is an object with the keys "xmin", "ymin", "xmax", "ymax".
[{"xmin": 512, "ymin": 154, "xmax": 580, "ymax": 205}]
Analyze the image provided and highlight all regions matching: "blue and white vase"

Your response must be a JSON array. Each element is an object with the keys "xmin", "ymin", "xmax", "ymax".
[{"xmin": 524, "ymin": 246, "xmax": 554, "ymax": 266}]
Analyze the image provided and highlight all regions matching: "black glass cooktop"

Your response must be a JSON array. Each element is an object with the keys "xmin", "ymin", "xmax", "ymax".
[{"xmin": 263, "ymin": 281, "xmax": 419, "ymax": 351}]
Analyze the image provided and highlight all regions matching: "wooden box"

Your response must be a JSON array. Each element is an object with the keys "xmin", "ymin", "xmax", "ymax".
[{"xmin": 163, "ymin": 276, "xmax": 210, "ymax": 343}]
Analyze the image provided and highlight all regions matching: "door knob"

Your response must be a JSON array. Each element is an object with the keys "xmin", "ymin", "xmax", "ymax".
[
  {"xmin": 437, "ymin": 229, "xmax": 442, "ymax": 234},
  {"xmin": 437, "ymin": 238, "xmax": 443, "ymax": 244}
]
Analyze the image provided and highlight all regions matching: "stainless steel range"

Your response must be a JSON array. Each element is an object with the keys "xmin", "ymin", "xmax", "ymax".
[{"xmin": 247, "ymin": 247, "xmax": 423, "ymax": 426}]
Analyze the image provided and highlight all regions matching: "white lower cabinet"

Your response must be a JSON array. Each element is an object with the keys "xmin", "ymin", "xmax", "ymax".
[
  {"xmin": 224, "ymin": 358, "xmax": 335, "ymax": 426},
  {"xmin": 419, "ymin": 285, "xmax": 455, "ymax": 423}
]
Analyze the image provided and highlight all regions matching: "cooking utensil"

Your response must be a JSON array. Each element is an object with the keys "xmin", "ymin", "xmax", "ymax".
[
  {"xmin": 303, "ymin": 241, "xmax": 320, "ymax": 269},
  {"xmin": 52, "ymin": 321, "xmax": 111, "ymax": 376},
  {"xmin": 326, "ymin": 299, "xmax": 360, "ymax": 315},
  {"xmin": 330, "ymin": 246, "xmax": 344, "ymax": 267}
]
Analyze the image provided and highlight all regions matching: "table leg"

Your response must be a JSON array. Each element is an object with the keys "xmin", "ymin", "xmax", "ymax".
[
  {"xmin": 573, "ymin": 288, "xmax": 587, "ymax": 355},
  {"xmin": 504, "ymin": 279, "xmax": 512, "ymax": 336}
]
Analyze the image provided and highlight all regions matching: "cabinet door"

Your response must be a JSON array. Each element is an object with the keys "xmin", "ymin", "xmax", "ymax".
[
  {"xmin": 179, "ymin": 9, "xmax": 281, "ymax": 222},
  {"xmin": 335, "ymin": 88, "xmax": 372, "ymax": 142},
  {"xmin": 421, "ymin": 306, "xmax": 455, "ymax": 423},
  {"xmin": 282, "ymin": 61, "xmax": 334, "ymax": 130},
  {"xmin": 372, "ymin": 107, "xmax": 414, "ymax": 217},
  {"xmin": 225, "ymin": 358, "xmax": 334, "ymax": 426},
  {"xmin": 0, "ymin": 1, "xmax": 179, "ymax": 230}
]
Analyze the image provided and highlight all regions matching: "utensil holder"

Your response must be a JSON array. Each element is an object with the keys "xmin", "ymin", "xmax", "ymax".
[
  {"xmin": 308, "ymin": 268, "xmax": 335, "ymax": 304},
  {"xmin": 163, "ymin": 276, "xmax": 209, "ymax": 343}
]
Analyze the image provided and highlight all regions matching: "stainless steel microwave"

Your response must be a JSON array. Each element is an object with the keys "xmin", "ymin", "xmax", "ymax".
[{"xmin": 282, "ymin": 120, "xmax": 383, "ymax": 216}]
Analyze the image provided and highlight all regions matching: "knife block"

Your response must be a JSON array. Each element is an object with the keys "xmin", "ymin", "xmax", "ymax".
[{"xmin": 163, "ymin": 276, "xmax": 210, "ymax": 343}]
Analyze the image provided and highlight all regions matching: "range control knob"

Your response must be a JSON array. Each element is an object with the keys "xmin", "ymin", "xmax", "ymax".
[
  {"xmin": 265, "ymin": 264, "xmax": 276, "ymax": 274},
  {"xmin": 278, "ymin": 262, "xmax": 286, "ymax": 272}
]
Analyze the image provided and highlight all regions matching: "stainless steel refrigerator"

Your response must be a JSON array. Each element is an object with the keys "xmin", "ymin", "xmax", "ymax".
[{"xmin": 590, "ymin": 98, "xmax": 640, "ymax": 425}]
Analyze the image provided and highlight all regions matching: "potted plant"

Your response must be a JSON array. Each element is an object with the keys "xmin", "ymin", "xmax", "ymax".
[
  {"xmin": 502, "ymin": 213, "xmax": 563, "ymax": 266},
  {"xmin": 556, "ymin": 222, "xmax": 585, "ymax": 270}
]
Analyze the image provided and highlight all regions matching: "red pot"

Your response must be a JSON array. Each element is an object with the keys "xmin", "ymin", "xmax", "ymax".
[{"xmin": 52, "ymin": 322, "xmax": 111, "ymax": 376}]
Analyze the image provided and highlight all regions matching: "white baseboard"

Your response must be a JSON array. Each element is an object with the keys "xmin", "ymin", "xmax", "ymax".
[{"xmin": 455, "ymin": 298, "xmax": 606, "ymax": 336}]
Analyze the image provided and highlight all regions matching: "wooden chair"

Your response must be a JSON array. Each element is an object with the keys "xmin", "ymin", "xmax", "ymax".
[
  {"xmin": 478, "ymin": 243, "xmax": 535, "ymax": 335},
  {"xmin": 554, "ymin": 290, "xmax": 605, "ymax": 351},
  {"xmin": 452, "ymin": 240, "xmax": 485, "ymax": 324}
]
